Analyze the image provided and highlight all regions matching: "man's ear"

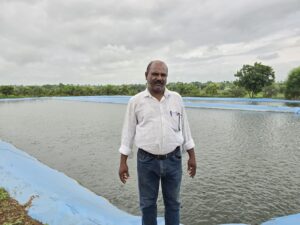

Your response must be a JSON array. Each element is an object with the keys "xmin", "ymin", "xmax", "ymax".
[{"xmin": 145, "ymin": 72, "xmax": 148, "ymax": 80}]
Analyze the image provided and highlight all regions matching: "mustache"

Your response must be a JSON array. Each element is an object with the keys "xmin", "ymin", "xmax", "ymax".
[{"xmin": 154, "ymin": 80, "xmax": 164, "ymax": 84}]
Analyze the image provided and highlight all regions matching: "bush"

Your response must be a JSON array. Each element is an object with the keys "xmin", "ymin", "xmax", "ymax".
[
  {"xmin": 285, "ymin": 66, "xmax": 300, "ymax": 100},
  {"xmin": 262, "ymin": 84, "xmax": 279, "ymax": 98},
  {"xmin": 0, "ymin": 86, "xmax": 14, "ymax": 96},
  {"xmin": 227, "ymin": 85, "xmax": 247, "ymax": 97},
  {"xmin": 204, "ymin": 83, "xmax": 218, "ymax": 95}
]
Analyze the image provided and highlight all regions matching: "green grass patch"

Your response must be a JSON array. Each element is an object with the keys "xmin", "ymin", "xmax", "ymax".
[{"xmin": 0, "ymin": 187, "xmax": 9, "ymax": 200}]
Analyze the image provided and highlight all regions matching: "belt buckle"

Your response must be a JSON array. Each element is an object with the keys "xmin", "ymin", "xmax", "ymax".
[{"xmin": 156, "ymin": 154, "xmax": 167, "ymax": 160}]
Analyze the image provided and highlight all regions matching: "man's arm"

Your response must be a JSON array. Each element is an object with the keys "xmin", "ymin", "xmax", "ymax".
[
  {"xmin": 180, "ymin": 97, "xmax": 197, "ymax": 178},
  {"xmin": 118, "ymin": 98, "xmax": 136, "ymax": 183},
  {"xmin": 187, "ymin": 148, "xmax": 196, "ymax": 178},
  {"xmin": 119, "ymin": 154, "xmax": 129, "ymax": 183}
]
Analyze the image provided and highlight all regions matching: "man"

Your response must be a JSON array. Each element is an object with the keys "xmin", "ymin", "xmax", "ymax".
[{"xmin": 118, "ymin": 60, "xmax": 196, "ymax": 225}]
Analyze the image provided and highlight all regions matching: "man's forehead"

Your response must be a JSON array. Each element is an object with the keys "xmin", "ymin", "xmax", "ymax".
[{"xmin": 149, "ymin": 61, "xmax": 168, "ymax": 72}]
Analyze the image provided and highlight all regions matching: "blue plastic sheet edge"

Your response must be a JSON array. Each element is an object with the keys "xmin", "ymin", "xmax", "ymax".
[
  {"xmin": 1, "ymin": 96, "xmax": 300, "ymax": 114},
  {"xmin": 1, "ymin": 96, "xmax": 300, "ymax": 224},
  {"xmin": 1, "ymin": 140, "xmax": 300, "ymax": 224},
  {"xmin": 0, "ymin": 140, "xmax": 167, "ymax": 225},
  {"xmin": 53, "ymin": 96, "xmax": 300, "ymax": 114}
]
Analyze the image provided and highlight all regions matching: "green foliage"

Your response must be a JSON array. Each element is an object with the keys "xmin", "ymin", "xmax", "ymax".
[
  {"xmin": 0, "ymin": 80, "xmax": 288, "ymax": 99},
  {"xmin": 226, "ymin": 85, "xmax": 247, "ymax": 97},
  {"xmin": 234, "ymin": 62, "xmax": 275, "ymax": 98},
  {"xmin": 262, "ymin": 84, "xmax": 279, "ymax": 98},
  {"xmin": 0, "ymin": 188, "xmax": 9, "ymax": 201},
  {"xmin": 0, "ymin": 86, "xmax": 14, "ymax": 96},
  {"xmin": 167, "ymin": 82, "xmax": 200, "ymax": 96},
  {"xmin": 285, "ymin": 66, "xmax": 300, "ymax": 100},
  {"xmin": 204, "ymin": 82, "xmax": 218, "ymax": 95},
  {"xmin": 0, "ymin": 84, "xmax": 145, "ymax": 97},
  {"xmin": 274, "ymin": 82, "xmax": 285, "ymax": 94}
]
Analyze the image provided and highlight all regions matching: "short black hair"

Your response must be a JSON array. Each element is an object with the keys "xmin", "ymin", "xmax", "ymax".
[
  {"xmin": 145, "ymin": 61, "xmax": 154, "ymax": 76},
  {"xmin": 145, "ymin": 60, "xmax": 168, "ymax": 76}
]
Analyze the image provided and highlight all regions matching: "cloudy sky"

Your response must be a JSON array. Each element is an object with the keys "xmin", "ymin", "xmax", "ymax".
[{"xmin": 0, "ymin": 0, "xmax": 299, "ymax": 85}]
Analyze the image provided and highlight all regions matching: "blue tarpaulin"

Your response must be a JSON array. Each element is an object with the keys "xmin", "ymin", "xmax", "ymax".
[
  {"xmin": 1, "ymin": 96, "xmax": 300, "ymax": 114},
  {"xmin": 52, "ymin": 96, "xmax": 300, "ymax": 114},
  {"xmin": 1, "ymin": 96, "xmax": 300, "ymax": 224},
  {"xmin": 1, "ymin": 140, "xmax": 300, "ymax": 225},
  {"xmin": 0, "ymin": 140, "xmax": 162, "ymax": 225}
]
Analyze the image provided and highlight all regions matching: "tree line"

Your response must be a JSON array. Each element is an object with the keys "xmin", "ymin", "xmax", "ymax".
[
  {"xmin": 0, "ymin": 81, "xmax": 288, "ymax": 98},
  {"xmin": 0, "ymin": 64, "xmax": 299, "ymax": 99}
]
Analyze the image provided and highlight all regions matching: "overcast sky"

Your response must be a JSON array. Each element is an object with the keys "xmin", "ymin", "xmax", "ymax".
[{"xmin": 0, "ymin": 0, "xmax": 299, "ymax": 85}]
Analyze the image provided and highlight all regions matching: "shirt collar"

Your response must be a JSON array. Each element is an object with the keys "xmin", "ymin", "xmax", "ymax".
[{"xmin": 143, "ymin": 87, "xmax": 170, "ymax": 98}]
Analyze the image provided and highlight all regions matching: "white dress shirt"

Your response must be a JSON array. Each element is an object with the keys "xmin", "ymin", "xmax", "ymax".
[{"xmin": 119, "ymin": 88, "xmax": 195, "ymax": 156}]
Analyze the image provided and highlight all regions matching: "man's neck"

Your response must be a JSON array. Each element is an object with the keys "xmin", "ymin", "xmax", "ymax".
[{"xmin": 148, "ymin": 88, "xmax": 165, "ymax": 101}]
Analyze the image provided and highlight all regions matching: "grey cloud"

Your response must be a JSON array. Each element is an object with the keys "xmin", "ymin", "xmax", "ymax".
[
  {"xmin": 165, "ymin": 0, "xmax": 298, "ymax": 50},
  {"xmin": 257, "ymin": 53, "xmax": 279, "ymax": 60},
  {"xmin": 0, "ymin": 0, "xmax": 300, "ymax": 84}
]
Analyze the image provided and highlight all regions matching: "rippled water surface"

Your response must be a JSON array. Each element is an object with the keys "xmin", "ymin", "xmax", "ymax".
[{"xmin": 1, "ymin": 99, "xmax": 300, "ymax": 225}]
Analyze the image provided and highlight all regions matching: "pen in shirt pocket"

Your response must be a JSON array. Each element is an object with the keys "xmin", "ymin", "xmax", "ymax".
[
  {"xmin": 177, "ymin": 112, "xmax": 181, "ymax": 131},
  {"xmin": 170, "ymin": 110, "xmax": 178, "ymax": 117},
  {"xmin": 169, "ymin": 110, "xmax": 181, "ymax": 131},
  {"xmin": 170, "ymin": 110, "xmax": 179, "ymax": 116}
]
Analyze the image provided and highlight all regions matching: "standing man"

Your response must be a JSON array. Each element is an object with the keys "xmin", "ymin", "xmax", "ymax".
[{"xmin": 118, "ymin": 60, "xmax": 196, "ymax": 225}]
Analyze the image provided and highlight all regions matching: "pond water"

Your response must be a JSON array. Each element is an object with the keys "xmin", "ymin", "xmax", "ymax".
[{"xmin": 0, "ymin": 99, "xmax": 300, "ymax": 225}]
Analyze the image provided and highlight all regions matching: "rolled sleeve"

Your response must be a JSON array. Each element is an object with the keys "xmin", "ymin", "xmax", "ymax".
[
  {"xmin": 181, "ymin": 99, "xmax": 195, "ymax": 152},
  {"xmin": 183, "ymin": 139, "xmax": 195, "ymax": 151},
  {"xmin": 119, "ymin": 98, "xmax": 136, "ymax": 156},
  {"xmin": 119, "ymin": 144, "xmax": 132, "ymax": 156}
]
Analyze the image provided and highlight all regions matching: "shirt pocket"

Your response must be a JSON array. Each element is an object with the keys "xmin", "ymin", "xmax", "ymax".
[
  {"xmin": 169, "ymin": 109, "xmax": 182, "ymax": 132},
  {"xmin": 136, "ymin": 109, "xmax": 156, "ymax": 143}
]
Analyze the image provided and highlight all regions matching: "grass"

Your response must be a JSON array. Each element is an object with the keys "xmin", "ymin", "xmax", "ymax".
[
  {"xmin": 0, "ymin": 188, "xmax": 46, "ymax": 225},
  {"xmin": 0, "ymin": 95, "xmax": 26, "ymax": 99}
]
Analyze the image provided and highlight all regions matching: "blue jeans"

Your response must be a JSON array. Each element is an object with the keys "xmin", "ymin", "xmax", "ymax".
[{"xmin": 137, "ymin": 148, "xmax": 182, "ymax": 225}]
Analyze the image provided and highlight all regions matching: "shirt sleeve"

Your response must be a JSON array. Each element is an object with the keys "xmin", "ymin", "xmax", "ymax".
[
  {"xmin": 119, "ymin": 98, "xmax": 137, "ymax": 155},
  {"xmin": 181, "ymin": 99, "xmax": 195, "ymax": 152}
]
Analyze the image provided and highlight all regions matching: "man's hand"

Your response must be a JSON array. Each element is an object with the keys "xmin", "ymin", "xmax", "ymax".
[
  {"xmin": 187, "ymin": 149, "xmax": 197, "ymax": 178},
  {"xmin": 119, "ymin": 154, "xmax": 129, "ymax": 184}
]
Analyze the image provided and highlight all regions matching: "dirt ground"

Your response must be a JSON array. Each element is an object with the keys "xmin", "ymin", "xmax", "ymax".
[{"xmin": 0, "ymin": 188, "xmax": 45, "ymax": 225}]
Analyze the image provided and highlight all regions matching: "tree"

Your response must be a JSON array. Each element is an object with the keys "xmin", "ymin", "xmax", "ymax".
[
  {"xmin": 234, "ymin": 62, "xmax": 275, "ymax": 98},
  {"xmin": 285, "ymin": 66, "xmax": 300, "ymax": 100},
  {"xmin": 227, "ymin": 85, "xmax": 246, "ymax": 97},
  {"xmin": 262, "ymin": 84, "xmax": 279, "ymax": 98},
  {"xmin": 204, "ymin": 82, "xmax": 218, "ymax": 96},
  {"xmin": 0, "ymin": 86, "xmax": 14, "ymax": 96},
  {"xmin": 276, "ymin": 82, "xmax": 286, "ymax": 96}
]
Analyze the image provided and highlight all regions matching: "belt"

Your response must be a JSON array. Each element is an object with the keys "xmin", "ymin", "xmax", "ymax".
[{"xmin": 138, "ymin": 146, "xmax": 180, "ymax": 160}]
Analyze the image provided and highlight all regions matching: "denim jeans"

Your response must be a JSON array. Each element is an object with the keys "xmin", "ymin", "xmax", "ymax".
[{"xmin": 137, "ymin": 148, "xmax": 182, "ymax": 225}]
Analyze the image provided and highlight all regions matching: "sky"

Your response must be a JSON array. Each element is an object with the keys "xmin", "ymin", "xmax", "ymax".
[{"xmin": 0, "ymin": 0, "xmax": 300, "ymax": 85}]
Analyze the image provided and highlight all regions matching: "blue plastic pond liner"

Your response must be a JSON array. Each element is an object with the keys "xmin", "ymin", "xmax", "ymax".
[
  {"xmin": 183, "ymin": 102, "xmax": 300, "ymax": 113},
  {"xmin": 2, "ymin": 96, "xmax": 300, "ymax": 114},
  {"xmin": 261, "ymin": 213, "xmax": 300, "ymax": 225},
  {"xmin": 183, "ymin": 97, "xmax": 300, "ymax": 103},
  {"xmin": 0, "ymin": 97, "xmax": 52, "ymax": 102},
  {"xmin": 0, "ymin": 140, "xmax": 167, "ymax": 225},
  {"xmin": 1, "ymin": 96, "xmax": 300, "ymax": 113},
  {"xmin": 1, "ymin": 141, "xmax": 300, "ymax": 225},
  {"xmin": 52, "ymin": 96, "xmax": 300, "ymax": 114},
  {"xmin": 52, "ymin": 96, "xmax": 131, "ymax": 104},
  {"xmin": 221, "ymin": 214, "xmax": 300, "ymax": 225},
  {"xmin": 1, "ymin": 96, "xmax": 300, "ymax": 224}
]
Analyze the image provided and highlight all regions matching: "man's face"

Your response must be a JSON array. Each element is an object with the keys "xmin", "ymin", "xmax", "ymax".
[{"xmin": 146, "ymin": 62, "xmax": 168, "ymax": 94}]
